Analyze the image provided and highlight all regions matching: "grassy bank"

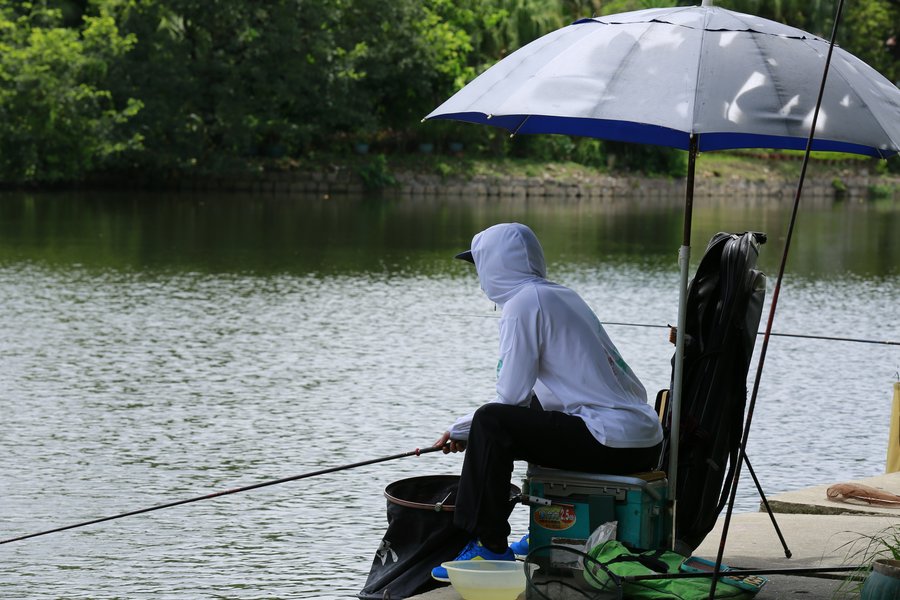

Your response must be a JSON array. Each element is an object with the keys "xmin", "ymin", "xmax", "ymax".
[
  {"xmin": 47, "ymin": 147, "xmax": 898, "ymax": 198},
  {"xmin": 281, "ymin": 148, "xmax": 898, "ymax": 189},
  {"xmin": 386, "ymin": 149, "xmax": 891, "ymax": 182}
]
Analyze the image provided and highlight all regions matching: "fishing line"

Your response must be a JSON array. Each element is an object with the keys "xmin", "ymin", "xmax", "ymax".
[
  {"xmin": 436, "ymin": 313, "xmax": 899, "ymax": 346},
  {"xmin": 0, "ymin": 444, "xmax": 445, "ymax": 546},
  {"xmin": 711, "ymin": 1, "xmax": 848, "ymax": 597},
  {"xmin": 605, "ymin": 323, "xmax": 898, "ymax": 347}
]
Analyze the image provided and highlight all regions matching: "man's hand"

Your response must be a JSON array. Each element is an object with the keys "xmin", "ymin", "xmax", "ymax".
[{"xmin": 434, "ymin": 431, "xmax": 467, "ymax": 454}]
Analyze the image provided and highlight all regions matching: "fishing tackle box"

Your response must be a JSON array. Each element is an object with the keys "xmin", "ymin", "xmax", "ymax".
[{"xmin": 524, "ymin": 466, "xmax": 669, "ymax": 552}]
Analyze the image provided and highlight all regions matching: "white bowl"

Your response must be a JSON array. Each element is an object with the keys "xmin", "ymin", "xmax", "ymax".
[{"xmin": 442, "ymin": 560, "xmax": 525, "ymax": 600}]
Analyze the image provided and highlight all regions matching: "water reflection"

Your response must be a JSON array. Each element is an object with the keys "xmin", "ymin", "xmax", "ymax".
[
  {"xmin": 2, "ymin": 190, "xmax": 898, "ymax": 277},
  {"xmin": 0, "ymin": 191, "xmax": 897, "ymax": 598}
]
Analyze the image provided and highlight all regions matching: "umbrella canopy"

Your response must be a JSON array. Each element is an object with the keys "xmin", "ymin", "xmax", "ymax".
[{"xmin": 426, "ymin": 5, "xmax": 900, "ymax": 157}]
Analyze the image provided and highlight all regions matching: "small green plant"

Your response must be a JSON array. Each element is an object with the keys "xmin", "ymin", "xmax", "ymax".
[
  {"xmin": 524, "ymin": 164, "xmax": 540, "ymax": 177},
  {"xmin": 837, "ymin": 525, "xmax": 900, "ymax": 598},
  {"xmin": 357, "ymin": 154, "xmax": 396, "ymax": 191},
  {"xmin": 832, "ymin": 177, "xmax": 848, "ymax": 196},
  {"xmin": 868, "ymin": 183, "xmax": 896, "ymax": 200},
  {"xmin": 435, "ymin": 161, "xmax": 453, "ymax": 179}
]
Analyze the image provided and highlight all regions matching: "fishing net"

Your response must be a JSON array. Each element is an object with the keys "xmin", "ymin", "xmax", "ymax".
[{"xmin": 358, "ymin": 474, "xmax": 519, "ymax": 600}]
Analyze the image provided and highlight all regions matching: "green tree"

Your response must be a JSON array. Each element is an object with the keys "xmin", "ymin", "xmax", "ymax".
[
  {"xmin": 842, "ymin": 0, "xmax": 900, "ymax": 86},
  {"xmin": 472, "ymin": 0, "xmax": 566, "ymax": 68},
  {"xmin": 99, "ymin": 0, "xmax": 489, "ymax": 168},
  {"xmin": 2, "ymin": 0, "xmax": 894, "ymax": 183},
  {"xmin": 0, "ymin": 1, "xmax": 142, "ymax": 183},
  {"xmin": 336, "ymin": 0, "xmax": 479, "ymax": 137},
  {"xmin": 102, "ymin": 0, "xmax": 352, "ymax": 169},
  {"xmin": 599, "ymin": 0, "xmax": 678, "ymax": 15}
]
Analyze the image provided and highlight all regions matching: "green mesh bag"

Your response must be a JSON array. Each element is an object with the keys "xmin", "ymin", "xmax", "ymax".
[{"xmin": 583, "ymin": 540, "xmax": 756, "ymax": 600}]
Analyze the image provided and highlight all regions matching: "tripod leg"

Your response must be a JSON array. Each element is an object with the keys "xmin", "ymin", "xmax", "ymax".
[{"xmin": 744, "ymin": 453, "xmax": 792, "ymax": 558}]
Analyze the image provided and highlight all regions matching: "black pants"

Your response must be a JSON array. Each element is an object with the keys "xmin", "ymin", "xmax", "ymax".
[{"xmin": 454, "ymin": 402, "xmax": 662, "ymax": 551}]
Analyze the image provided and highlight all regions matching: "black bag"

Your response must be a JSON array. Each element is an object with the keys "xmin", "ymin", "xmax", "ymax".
[
  {"xmin": 358, "ymin": 475, "xmax": 520, "ymax": 600},
  {"xmin": 659, "ymin": 231, "xmax": 767, "ymax": 552}
]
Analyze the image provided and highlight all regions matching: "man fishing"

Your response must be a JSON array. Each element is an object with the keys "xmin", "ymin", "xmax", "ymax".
[{"xmin": 431, "ymin": 222, "xmax": 663, "ymax": 581}]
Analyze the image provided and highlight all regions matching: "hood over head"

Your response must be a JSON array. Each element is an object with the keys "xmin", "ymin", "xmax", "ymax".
[{"xmin": 465, "ymin": 223, "xmax": 547, "ymax": 306}]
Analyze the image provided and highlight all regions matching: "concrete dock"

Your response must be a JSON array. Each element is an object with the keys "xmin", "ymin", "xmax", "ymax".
[{"xmin": 410, "ymin": 472, "xmax": 900, "ymax": 599}]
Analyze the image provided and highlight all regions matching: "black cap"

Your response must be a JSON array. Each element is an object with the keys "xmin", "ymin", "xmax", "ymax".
[{"xmin": 454, "ymin": 250, "xmax": 474, "ymax": 263}]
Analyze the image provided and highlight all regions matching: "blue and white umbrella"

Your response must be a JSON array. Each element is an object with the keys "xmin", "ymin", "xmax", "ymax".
[
  {"xmin": 425, "ymin": 0, "xmax": 900, "ymax": 535},
  {"xmin": 426, "ymin": 4, "xmax": 900, "ymax": 156}
]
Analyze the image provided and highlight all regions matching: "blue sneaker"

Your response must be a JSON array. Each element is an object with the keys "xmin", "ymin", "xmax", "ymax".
[
  {"xmin": 431, "ymin": 540, "xmax": 516, "ymax": 582},
  {"xmin": 510, "ymin": 534, "xmax": 529, "ymax": 557}
]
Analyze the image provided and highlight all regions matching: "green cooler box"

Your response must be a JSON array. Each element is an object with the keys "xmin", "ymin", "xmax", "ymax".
[{"xmin": 525, "ymin": 466, "xmax": 669, "ymax": 552}]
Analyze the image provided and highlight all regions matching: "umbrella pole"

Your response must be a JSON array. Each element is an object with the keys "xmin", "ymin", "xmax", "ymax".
[{"xmin": 667, "ymin": 134, "xmax": 698, "ymax": 549}]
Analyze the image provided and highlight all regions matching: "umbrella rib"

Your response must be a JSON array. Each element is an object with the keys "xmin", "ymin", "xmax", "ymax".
[
  {"xmin": 591, "ymin": 21, "xmax": 689, "ymax": 134},
  {"xmin": 510, "ymin": 116, "xmax": 530, "ymax": 137},
  {"xmin": 593, "ymin": 29, "xmax": 648, "ymax": 121},
  {"xmin": 746, "ymin": 22, "xmax": 796, "ymax": 140},
  {"xmin": 604, "ymin": 6, "xmax": 821, "ymax": 41},
  {"xmin": 688, "ymin": 6, "xmax": 714, "ymax": 139}
]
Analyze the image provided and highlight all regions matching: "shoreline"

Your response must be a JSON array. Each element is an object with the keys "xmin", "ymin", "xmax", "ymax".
[
  {"xmin": 6, "ymin": 151, "xmax": 900, "ymax": 201},
  {"xmin": 69, "ymin": 167, "xmax": 900, "ymax": 203}
]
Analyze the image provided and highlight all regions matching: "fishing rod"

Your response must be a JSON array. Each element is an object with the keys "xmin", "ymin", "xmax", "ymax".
[
  {"xmin": 437, "ymin": 313, "xmax": 899, "ymax": 346},
  {"xmin": 710, "ymin": 1, "xmax": 848, "ymax": 597},
  {"xmin": 627, "ymin": 565, "xmax": 863, "ymax": 581},
  {"xmin": 0, "ymin": 444, "xmax": 445, "ymax": 546}
]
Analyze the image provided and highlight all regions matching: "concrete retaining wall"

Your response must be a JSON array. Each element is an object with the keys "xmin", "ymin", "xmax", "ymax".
[
  {"xmin": 102, "ymin": 166, "xmax": 897, "ymax": 203},
  {"xmin": 392, "ymin": 172, "xmax": 887, "ymax": 203}
]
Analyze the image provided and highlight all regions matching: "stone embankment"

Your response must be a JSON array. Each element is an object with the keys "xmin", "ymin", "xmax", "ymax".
[
  {"xmin": 391, "ymin": 169, "xmax": 898, "ymax": 202},
  {"xmin": 393, "ymin": 172, "xmax": 858, "ymax": 201},
  {"xmin": 129, "ymin": 165, "xmax": 899, "ymax": 202}
]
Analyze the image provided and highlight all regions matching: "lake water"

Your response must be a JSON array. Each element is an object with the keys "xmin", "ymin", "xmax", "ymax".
[{"xmin": 1, "ymin": 190, "xmax": 898, "ymax": 599}]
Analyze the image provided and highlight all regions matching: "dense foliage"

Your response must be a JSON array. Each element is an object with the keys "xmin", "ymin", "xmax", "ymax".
[
  {"xmin": 0, "ymin": 2, "xmax": 142, "ymax": 182},
  {"xmin": 0, "ymin": 0, "xmax": 897, "ymax": 184}
]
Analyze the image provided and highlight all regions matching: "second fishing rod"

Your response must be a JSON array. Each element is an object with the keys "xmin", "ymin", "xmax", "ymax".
[{"xmin": 1, "ymin": 444, "xmax": 446, "ymax": 546}]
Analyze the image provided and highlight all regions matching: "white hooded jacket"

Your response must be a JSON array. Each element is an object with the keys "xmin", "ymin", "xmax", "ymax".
[{"xmin": 448, "ymin": 223, "xmax": 663, "ymax": 449}]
